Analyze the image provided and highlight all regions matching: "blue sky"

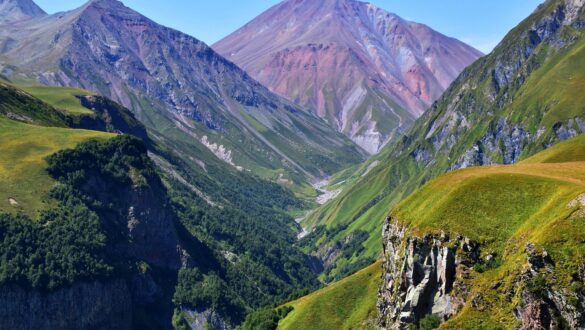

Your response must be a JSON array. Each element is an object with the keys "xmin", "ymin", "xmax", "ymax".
[{"xmin": 34, "ymin": 0, "xmax": 544, "ymax": 53}]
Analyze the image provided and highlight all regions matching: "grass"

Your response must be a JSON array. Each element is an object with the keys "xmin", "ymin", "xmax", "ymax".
[
  {"xmin": 20, "ymin": 85, "xmax": 95, "ymax": 115},
  {"xmin": 0, "ymin": 118, "xmax": 114, "ymax": 217},
  {"xmin": 278, "ymin": 261, "xmax": 381, "ymax": 330},
  {"xmin": 388, "ymin": 136, "xmax": 585, "ymax": 328},
  {"xmin": 299, "ymin": 0, "xmax": 585, "ymax": 279},
  {"xmin": 521, "ymin": 133, "xmax": 585, "ymax": 164}
]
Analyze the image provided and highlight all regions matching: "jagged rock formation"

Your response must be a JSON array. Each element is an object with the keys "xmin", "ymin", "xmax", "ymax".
[
  {"xmin": 377, "ymin": 218, "xmax": 479, "ymax": 329},
  {"xmin": 181, "ymin": 308, "xmax": 233, "ymax": 330},
  {"xmin": 0, "ymin": 280, "xmax": 132, "ymax": 330},
  {"xmin": 214, "ymin": 0, "xmax": 482, "ymax": 153},
  {"xmin": 515, "ymin": 243, "xmax": 585, "ymax": 329}
]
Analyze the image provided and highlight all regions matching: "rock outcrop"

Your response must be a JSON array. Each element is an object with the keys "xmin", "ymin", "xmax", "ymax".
[
  {"xmin": 378, "ymin": 216, "xmax": 585, "ymax": 329},
  {"xmin": 0, "ymin": 280, "xmax": 132, "ymax": 330},
  {"xmin": 377, "ymin": 217, "xmax": 478, "ymax": 329},
  {"xmin": 181, "ymin": 308, "xmax": 233, "ymax": 330},
  {"xmin": 515, "ymin": 243, "xmax": 585, "ymax": 329}
]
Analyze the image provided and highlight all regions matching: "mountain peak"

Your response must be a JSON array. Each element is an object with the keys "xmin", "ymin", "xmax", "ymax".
[
  {"xmin": 0, "ymin": 0, "xmax": 45, "ymax": 23},
  {"xmin": 214, "ymin": 0, "xmax": 482, "ymax": 153},
  {"xmin": 81, "ymin": 0, "xmax": 127, "ymax": 12}
]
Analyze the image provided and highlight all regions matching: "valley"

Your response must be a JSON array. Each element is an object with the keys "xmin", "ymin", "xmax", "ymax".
[{"xmin": 1, "ymin": 0, "xmax": 585, "ymax": 329}]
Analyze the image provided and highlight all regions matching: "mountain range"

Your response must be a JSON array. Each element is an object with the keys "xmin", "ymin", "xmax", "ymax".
[
  {"xmin": 1, "ymin": 0, "xmax": 585, "ymax": 329},
  {"xmin": 0, "ymin": 0, "xmax": 365, "ymax": 191},
  {"xmin": 302, "ymin": 0, "xmax": 585, "ymax": 282},
  {"xmin": 214, "ymin": 0, "xmax": 482, "ymax": 153}
]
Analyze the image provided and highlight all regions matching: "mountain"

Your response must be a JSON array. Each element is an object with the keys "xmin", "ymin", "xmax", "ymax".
[
  {"xmin": 378, "ymin": 133, "xmax": 585, "ymax": 328},
  {"xmin": 0, "ymin": 82, "xmax": 323, "ymax": 328},
  {"xmin": 0, "ymin": 0, "xmax": 365, "ymax": 191},
  {"xmin": 0, "ymin": 0, "xmax": 45, "ymax": 23},
  {"xmin": 214, "ymin": 0, "xmax": 482, "ymax": 153},
  {"xmin": 299, "ymin": 0, "xmax": 585, "ymax": 280}
]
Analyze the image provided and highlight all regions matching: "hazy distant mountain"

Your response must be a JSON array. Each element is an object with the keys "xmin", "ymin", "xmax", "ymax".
[
  {"xmin": 0, "ymin": 0, "xmax": 45, "ymax": 23},
  {"xmin": 214, "ymin": 0, "xmax": 482, "ymax": 153},
  {"xmin": 0, "ymin": 0, "xmax": 365, "ymax": 185}
]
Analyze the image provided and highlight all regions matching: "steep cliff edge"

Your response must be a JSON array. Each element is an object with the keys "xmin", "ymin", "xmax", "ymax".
[
  {"xmin": 377, "ymin": 135, "xmax": 585, "ymax": 329},
  {"xmin": 0, "ymin": 135, "xmax": 188, "ymax": 329},
  {"xmin": 0, "ymin": 281, "xmax": 132, "ymax": 330}
]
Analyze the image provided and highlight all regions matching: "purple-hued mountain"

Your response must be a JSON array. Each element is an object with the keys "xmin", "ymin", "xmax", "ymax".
[
  {"xmin": 0, "ymin": 0, "xmax": 45, "ymax": 23},
  {"xmin": 214, "ymin": 0, "xmax": 483, "ymax": 153},
  {"xmin": 0, "ymin": 0, "xmax": 365, "ymax": 183}
]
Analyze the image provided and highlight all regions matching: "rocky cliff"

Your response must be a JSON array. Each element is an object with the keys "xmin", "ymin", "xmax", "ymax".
[
  {"xmin": 377, "ymin": 218, "xmax": 478, "ymax": 329},
  {"xmin": 378, "ymin": 209, "xmax": 585, "ymax": 329},
  {"xmin": 0, "ymin": 280, "xmax": 132, "ymax": 330},
  {"xmin": 0, "ymin": 135, "xmax": 189, "ymax": 329}
]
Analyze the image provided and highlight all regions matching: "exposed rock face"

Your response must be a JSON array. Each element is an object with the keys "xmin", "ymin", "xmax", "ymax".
[
  {"xmin": 378, "ymin": 215, "xmax": 585, "ymax": 329},
  {"xmin": 515, "ymin": 243, "xmax": 585, "ymax": 329},
  {"xmin": 0, "ymin": 280, "xmax": 132, "ymax": 330},
  {"xmin": 76, "ymin": 145, "xmax": 184, "ymax": 271},
  {"xmin": 214, "ymin": 0, "xmax": 482, "ymax": 153},
  {"xmin": 182, "ymin": 308, "xmax": 233, "ymax": 330},
  {"xmin": 377, "ymin": 217, "xmax": 479, "ymax": 329}
]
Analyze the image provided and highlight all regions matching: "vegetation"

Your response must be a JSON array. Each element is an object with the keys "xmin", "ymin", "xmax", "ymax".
[
  {"xmin": 390, "ymin": 134, "xmax": 585, "ymax": 328},
  {"xmin": 418, "ymin": 315, "xmax": 441, "ymax": 330},
  {"xmin": 239, "ymin": 306, "xmax": 293, "ymax": 330},
  {"xmin": 0, "ymin": 201, "xmax": 112, "ymax": 291},
  {"xmin": 21, "ymin": 85, "xmax": 95, "ymax": 115},
  {"xmin": 0, "ymin": 82, "xmax": 325, "ymax": 326},
  {"xmin": 0, "ymin": 117, "xmax": 113, "ymax": 217},
  {"xmin": 277, "ymin": 262, "xmax": 381, "ymax": 330},
  {"xmin": 299, "ymin": 0, "xmax": 585, "ymax": 278},
  {"xmin": 0, "ymin": 82, "xmax": 70, "ymax": 127}
]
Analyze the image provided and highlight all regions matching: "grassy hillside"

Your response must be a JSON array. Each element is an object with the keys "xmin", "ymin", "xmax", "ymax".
[
  {"xmin": 300, "ymin": 0, "xmax": 585, "ymax": 279},
  {"xmin": 390, "ymin": 134, "xmax": 585, "ymax": 328},
  {"xmin": 20, "ymin": 85, "xmax": 95, "ymax": 115},
  {"xmin": 0, "ymin": 118, "xmax": 113, "ymax": 217},
  {"xmin": 278, "ymin": 261, "xmax": 381, "ymax": 330}
]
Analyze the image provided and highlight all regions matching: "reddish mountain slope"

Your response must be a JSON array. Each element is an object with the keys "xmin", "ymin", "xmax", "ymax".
[{"xmin": 214, "ymin": 0, "xmax": 482, "ymax": 153}]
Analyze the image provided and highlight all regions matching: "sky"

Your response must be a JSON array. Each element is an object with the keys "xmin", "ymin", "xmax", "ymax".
[{"xmin": 34, "ymin": 0, "xmax": 544, "ymax": 53}]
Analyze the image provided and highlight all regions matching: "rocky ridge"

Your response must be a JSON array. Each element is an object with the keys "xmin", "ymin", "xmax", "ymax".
[{"xmin": 377, "ymin": 218, "xmax": 479, "ymax": 329}]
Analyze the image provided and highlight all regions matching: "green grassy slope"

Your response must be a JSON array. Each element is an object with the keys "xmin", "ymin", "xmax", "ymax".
[
  {"xmin": 289, "ymin": 134, "xmax": 585, "ymax": 330},
  {"xmin": 0, "ymin": 82, "xmax": 70, "ymax": 127},
  {"xmin": 391, "ymin": 135, "xmax": 585, "ymax": 328},
  {"xmin": 21, "ymin": 85, "xmax": 95, "ymax": 115},
  {"xmin": 0, "ymin": 83, "xmax": 117, "ymax": 216},
  {"xmin": 278, "ymin": 261, "xmax": 381, "ymax": 330},
  {"xmin": 301, "ymin": 0, "xmax": 585, "ymax": 279},
  {"xmin": 0, "ymin": 83, "xmax": 320, "ymax": 325},
  {"xmin": 0, "ymin": 118, "xmax": 114, "ymax": 217}
]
